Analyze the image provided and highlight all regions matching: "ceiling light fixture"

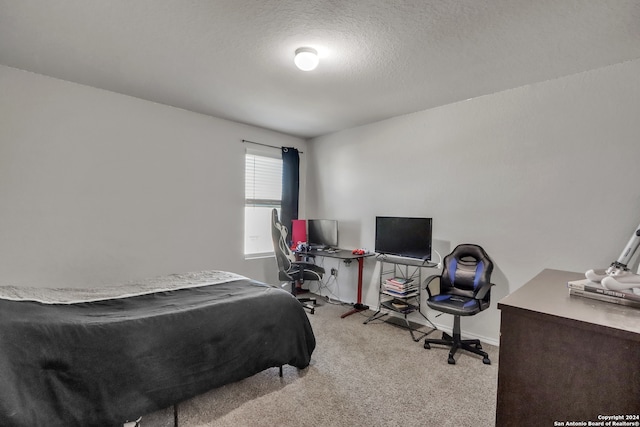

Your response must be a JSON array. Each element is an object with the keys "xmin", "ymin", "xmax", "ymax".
[{"xmin": 294, "ymin": 47, "xmax": 319, "ymax": 71}]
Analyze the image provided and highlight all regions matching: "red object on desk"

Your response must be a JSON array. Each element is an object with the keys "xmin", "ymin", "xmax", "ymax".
[{"xmin": 291, "ymin": 219, "xmax": 307, "ymax": 246}]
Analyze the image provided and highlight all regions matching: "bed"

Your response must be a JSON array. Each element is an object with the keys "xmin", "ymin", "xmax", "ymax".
[{"xmin": 0, "ymin": 270, "xmax": 316, "ymax": 427}]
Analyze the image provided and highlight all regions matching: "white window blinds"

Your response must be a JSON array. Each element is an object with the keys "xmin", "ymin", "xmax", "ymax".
[
  {"xmin": 244, "ymin": 149, "xmax": 282, "ymax": 256},
  {"xmin": 245, "ymin": 151, "xmax": 282, "ymax": 206}
]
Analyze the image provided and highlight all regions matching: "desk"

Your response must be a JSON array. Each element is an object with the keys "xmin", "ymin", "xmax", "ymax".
[
  {"xmin": 298, "ymin": 249, "xmax": 373, "ymax": 318},
  {"xmin": 496, "ymin": 269, "xmax": 640, "ymax": 426}
]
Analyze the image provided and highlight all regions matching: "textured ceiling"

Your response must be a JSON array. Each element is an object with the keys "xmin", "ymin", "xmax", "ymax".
[{"xmin": 1, "ymin": 0, "xmax": 639, "ymax": 139}]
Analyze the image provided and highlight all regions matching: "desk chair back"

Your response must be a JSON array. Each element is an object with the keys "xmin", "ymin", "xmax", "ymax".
[
  {"xmin": 437, "ymin": 244, "xmax": 494, "ymax": 311},
  {"xmin": 270, "ymin": 209, "xmax": 296, "ymax": 280}
]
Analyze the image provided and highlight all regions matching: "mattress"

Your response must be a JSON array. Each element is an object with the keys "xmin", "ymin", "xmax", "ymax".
[{"xmin": 0, "ymin": 271, "xmax": 316, "ymax": 427}]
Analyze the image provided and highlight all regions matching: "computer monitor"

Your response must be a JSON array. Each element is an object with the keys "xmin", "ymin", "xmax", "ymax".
[
  {"xmin": 375, "ymin": 216, "xmax": 432, "ymax": 260},
  {"xmin": 307, "ymin": 219, "xmax": 338, "ymax": 249}
]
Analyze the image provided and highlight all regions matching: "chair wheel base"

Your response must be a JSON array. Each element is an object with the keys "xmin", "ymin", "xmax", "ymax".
[
  {"xmin": 422, "ymin": 329, "xmax": 491, "ymax": 365},
  {"xmin": 297, "ymin": 296, "xmax": 317, "ymax": 314}
]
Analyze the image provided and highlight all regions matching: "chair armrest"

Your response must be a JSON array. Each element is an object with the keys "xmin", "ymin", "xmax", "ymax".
[
  {"xmin": 473, "ymin": 282, "xmax": 495, "ymax": 300},
  {"xmin": 423, "ymin": 274, "xmax": 440, "ymax": 298},
  {"xmin": 290, "ymin": 262, "xmax": 326, "ymax": 280},
  {"xmin": 292, "ymin": 261, "xmax": 318, "ymax": 269}
]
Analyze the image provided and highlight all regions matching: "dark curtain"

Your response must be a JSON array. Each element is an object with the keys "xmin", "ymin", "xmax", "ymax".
[{"xmin": 281, "ymin": 147, "xmax": 300, "ymax": 245}]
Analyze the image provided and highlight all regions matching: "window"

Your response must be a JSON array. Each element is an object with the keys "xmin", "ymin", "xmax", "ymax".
[{"xmin": 244, "ymin": 149, "xmax": 282, "ymax": 256}]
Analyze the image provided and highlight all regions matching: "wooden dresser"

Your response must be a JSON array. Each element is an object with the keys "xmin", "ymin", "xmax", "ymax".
[{"xmin": 496, "ymin": 269, "xmax": 640, "ymax": 426}]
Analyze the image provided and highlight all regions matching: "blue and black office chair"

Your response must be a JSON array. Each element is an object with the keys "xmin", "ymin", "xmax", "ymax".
[
  {"xmin": 270, "ymin": 209, "xmax": 324, "ymax": 314},
  {"xmin": 423, "ymin": 244, "xmax": 494, "ymax": 364}
]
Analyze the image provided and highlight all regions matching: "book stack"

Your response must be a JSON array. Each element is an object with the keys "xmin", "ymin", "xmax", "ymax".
[
  {"xmin": 567, "ymin": 278, "xmax": 640, "ymax": 309},
  {"xmin": 383, "ymin": 277, "xmax": 418, "ymax": 298},
  {"xmin": 380, "ymin": 299, "xmax": 417, "ymax": 314}
]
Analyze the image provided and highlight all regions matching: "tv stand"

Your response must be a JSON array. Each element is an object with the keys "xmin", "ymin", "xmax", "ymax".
[{"xmin": 364, "ymin": 255, "xmax": 438, "ymax": 341}]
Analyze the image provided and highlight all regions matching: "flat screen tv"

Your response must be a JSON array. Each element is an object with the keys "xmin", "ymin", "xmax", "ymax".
[
  {"xmin": 375, "ymin": 216, "xmax": 432, "ymax": 260},
  {"xmin": 307, "ymin": 219, "xmax": 338, "ymax": 249}
]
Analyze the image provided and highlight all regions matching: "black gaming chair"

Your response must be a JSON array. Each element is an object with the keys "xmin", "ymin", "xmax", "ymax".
[
  {"xmin": 270, "ymin": 209, "xmax": 325, "ymax": 314},
  {"xmin": 423, "ymin": 244, "xmax": 494, "ymax": 364}
]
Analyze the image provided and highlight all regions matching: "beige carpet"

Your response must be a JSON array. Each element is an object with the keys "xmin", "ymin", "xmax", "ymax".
[{"xmin": 142, "ymin": 297, "xmax": 499, "ymax": 427}]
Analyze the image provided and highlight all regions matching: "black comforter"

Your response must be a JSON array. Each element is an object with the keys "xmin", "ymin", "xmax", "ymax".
[{"xmin": 0, "ymin": 275, "xmax": 315, "ymax": 426}]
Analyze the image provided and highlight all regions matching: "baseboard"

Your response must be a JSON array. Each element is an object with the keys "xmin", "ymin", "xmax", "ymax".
[
  {"xmin": 367, "ymin": 302, "xmax": 500, "ymax": 347},
  {"xmin": 426, "ymin": 319, "xmax": 500, "ymax": 347},
  {"xmin": 316, "ymin": 292, "xmax": 500, "ymax": 348}
]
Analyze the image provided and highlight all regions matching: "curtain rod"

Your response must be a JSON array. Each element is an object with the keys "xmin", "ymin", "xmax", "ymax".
[{"xmin": 242, "ymin": 139, "xmax": 303, "ymax": 154}]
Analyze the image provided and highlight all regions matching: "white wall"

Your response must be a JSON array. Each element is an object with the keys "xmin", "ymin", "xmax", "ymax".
[
  {"xmin": 0, "ymin": 65, "xmax": 306, "ymax": 287},
  {"xmin": 306, "ymin": 59, "xmax": 640, "ymax": 344}
]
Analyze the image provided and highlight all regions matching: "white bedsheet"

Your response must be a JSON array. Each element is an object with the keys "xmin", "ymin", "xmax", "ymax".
[{"xmin": 0, "ymin": 270, "xmax": 247, "ymax": 304}]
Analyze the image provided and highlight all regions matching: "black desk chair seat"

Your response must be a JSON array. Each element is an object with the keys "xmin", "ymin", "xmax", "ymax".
[{"xmin": 423, "ymin": 244, "xmax": 494, "ymax": 365}]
